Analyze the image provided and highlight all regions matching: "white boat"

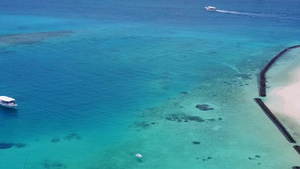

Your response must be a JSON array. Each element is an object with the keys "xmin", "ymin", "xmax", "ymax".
[
  {"xmin": 0, "ymin": 96, "xmax": 18, "ymax": 108},
  {"xmin": 135, "ymin": 153, "xmax": 142, "ymax": 158},
  {"xmin": 205, "ymin": 6, "xmax": 216, "ymax": 11}
]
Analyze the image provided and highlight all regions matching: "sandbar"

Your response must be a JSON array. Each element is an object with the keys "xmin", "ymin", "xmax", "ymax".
[{"xmin": 266, "ymin": 66, "xmax": 300, "ymax": 125}]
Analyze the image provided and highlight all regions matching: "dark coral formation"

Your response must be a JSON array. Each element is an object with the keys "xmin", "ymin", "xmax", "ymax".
[
  {"xmin": 51, "ymin": 138, "xmax": 60, "ymax": 143},
  {"xmin": 187, "ymin": 116, "xmax": 205, "ymax": 122},
  {"xmin": 14, "ymin": 143, "xmax": 26, "ymax": 148},
  {"xmin": 222, "ymin": 73, "xmax": 254, "ymax": 87},
  {"xmin": 0, "ymin": 143, "xmax": 13, "ymax": 149},
  {"xmin": 180, "ymin": 91, "xmax": 188, "ymax": 95},
  {"xmin": 42, "ymin": 161, "xmax": 67, "ymax": 169},
  {"xmin": 192, "ymin": 141, "xmax": 200, "ymax": 145},
  {"xmin": 165, "ymin": 113, "xmax": 223, "ymax": 123},
  {"xmin": 165, "ymin": 114, "xmax": 205, "ymax": 123},
  {"xmin": 0, "ymin": 31, "xmax": 73, "ymax": 45},
  {"xmin": 135, "ymin": 121, "xmax": 151, "ymax": 129},
  {"xmin": 0, "ymin": 143, "xmax": 26, "ymax": 149},
  {"xmin": 202, "ymin": 156, "xmax": 213, "ymax": 161},
  {"xmin": 223, "ymin": 81, "xmax": 232, "ymax": 85},
  {"xmin": 64, "ymin": 133, "xmax": 81, "ymax": 141},
  {"xmin": 206, "ymin": 118, "xmax": 223, "ymax": 122},
  {"xmin": 195, "ymin": 104, "xmax": 214, "ymax": 111},
  {"xmin": 248, "ymin": 155, "xmax": 261, "ymax": 160}
]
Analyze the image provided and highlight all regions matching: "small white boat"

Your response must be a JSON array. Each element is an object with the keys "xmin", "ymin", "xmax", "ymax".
[
  {"xmin": 205, "ymin": 6, "xmax": 216, "ymax": 11},
  {"xmin": 135, "ymin": 153, "xmax": 142, "ymax": 158},
  {"xmin": 0, "ymin": 96, "xmax": 18, "ymax": 108}
]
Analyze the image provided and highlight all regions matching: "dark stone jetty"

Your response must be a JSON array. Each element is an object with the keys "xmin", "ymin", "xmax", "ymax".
[
  {"xmin": 293, "ymin": 145, "xmax": 300, "ymax": 155},
  {"xmin": 259, "ymin": 45, "xmax": 300, "ymax": 97},
  {"xmin": 255, "ymin": 46, "xmax": 300, "ymax": 168},
  {"xmin": 254, "ymin": 98, "xmax": 296, "ymax": 143}
]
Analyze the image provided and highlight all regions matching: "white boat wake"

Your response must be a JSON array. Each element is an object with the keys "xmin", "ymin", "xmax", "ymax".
[
  {"xmin": 216, "ymin": 10, "xmax": 267, "ymax": 17},
  {"xmin": 215, "ymin": 9, "xmax": 300, "ymax": 21}
]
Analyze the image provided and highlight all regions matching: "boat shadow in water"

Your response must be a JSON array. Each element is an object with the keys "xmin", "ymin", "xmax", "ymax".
[{"xmin": 0, "ymin": 106, "xmax": 18, "ymax": 117}]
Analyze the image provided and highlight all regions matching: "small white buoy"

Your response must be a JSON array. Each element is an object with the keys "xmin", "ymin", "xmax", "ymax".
[{"xmin": 135, "ymin": 153, "xmax": 142, "ymax": 158}]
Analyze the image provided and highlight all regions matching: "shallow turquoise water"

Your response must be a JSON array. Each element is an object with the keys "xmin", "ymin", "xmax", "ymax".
[{"xmin": 0, "ymin": 0, "xmax": 300, "ymax": 168}]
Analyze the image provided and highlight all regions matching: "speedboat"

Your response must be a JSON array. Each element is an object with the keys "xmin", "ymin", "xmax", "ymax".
[
  {"xmin": 135, "ymin": 153, "xmax": 142, "ymax": 158},
  {"xmin": 205, "ymin": 6, "xmax": 216, "ymax": 11},
  {"xmin": 0, "ymin": 96, "xmax": 18, "ymax": 108}
]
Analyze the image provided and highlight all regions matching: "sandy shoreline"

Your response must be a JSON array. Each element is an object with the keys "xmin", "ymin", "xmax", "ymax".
[{"xmin": 266, "ymin": 66, "xmax": 300, "ymax": 125}]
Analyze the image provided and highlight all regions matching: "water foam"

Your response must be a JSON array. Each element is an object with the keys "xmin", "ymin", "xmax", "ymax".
[{"xmin": 216, "ymin": 9, "xmax": 300, "ymax": 21}]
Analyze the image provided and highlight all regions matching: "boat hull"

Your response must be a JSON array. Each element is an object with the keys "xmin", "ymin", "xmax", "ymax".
[
  {"xmin": 205, "ymin": 6, "xmax": 216, "ymax": 11},
  {"xmin": 0, "ymin": 103, "xmax": 18, "ymax": 109}
]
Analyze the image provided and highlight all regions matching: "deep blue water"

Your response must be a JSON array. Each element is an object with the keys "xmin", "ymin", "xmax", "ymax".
[{"xmin": 0, "ymin": 0, "xmax": 300, "ymax": 168}]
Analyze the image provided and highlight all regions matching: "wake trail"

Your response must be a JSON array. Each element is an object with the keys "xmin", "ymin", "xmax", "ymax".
[
  {"xmin": 215, "ymin": 9, "xmax": 300, "ymax": 21},
  {"xmin": 216, "ymin": 10, "xmax": 267, "ymax": 17}
]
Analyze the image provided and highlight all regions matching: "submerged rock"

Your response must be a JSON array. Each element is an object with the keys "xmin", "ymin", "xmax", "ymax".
[
  {"xmin": 0, "ymin": 143, "xmax": 27, "ymax": 149},
  {"xmin": 248, "ymin": 155, "xmax": 261, "ymax": 160},
  {"xmin": 165, "ymin": 117, "xmax": 172, "ymax": 121},
  {"xmin": 202, "ymin": 156, "xmax": 213, "ymax": 161},
  {"xmin": 42, "ymin": 161, "xmax": 67, "ymax": 169},
  {"xmin": 0, "ymin": 31, "xmax": 73, "ymax": 45},
  {"xmin": 0, "ymin": 143, "xmax": 14, "ymax": 149},
  {"xmin": 192, "ymin": 141, "xmax": 201, "ymax": 145},
  {"xmin": 14, "ymin": 143, "xmax": 26, "ymax": 148},
  {"xmin": 207, "ymin": 118, "xmax": 216, "ymax": 122},
  {"xmin": 64, "ymin": 133, "xmax": 81, "ymax": 140},
  {"xmin": 135, "ymin": 121, "xmax": 151, "ymax": 129},
  {"xmin": 195, "ymin": 104, "xmax": 214, "ymax": 111},
  {"xmin": 180, "ymin": 91, "xmax": 188, "ymax": 95},
  {"xmin": 165, "ymin": 114, "xmax": 205, "ymax": 123},
  {"xmin": 51, "ymin": 138, "xmax": 60, "ymax": 143},
  {"xmin": 186, "ymin": 115, "xmax": 205, "ymax": 122}
]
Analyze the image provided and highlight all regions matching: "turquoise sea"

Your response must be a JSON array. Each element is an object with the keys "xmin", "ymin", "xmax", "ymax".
[{"xmin": 0, "ymin": 0, "xmax": 300, "ymax": 168}]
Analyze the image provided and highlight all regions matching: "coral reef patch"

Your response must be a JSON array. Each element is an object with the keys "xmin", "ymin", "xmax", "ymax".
[
  {"xmin": 195, "ymin": 104, "xmax": 214, "ymax": 111},
  {"xmin": 165, "ymin": 114, "xmax": 205, "ymax": 123},
  {"xmin": 192, "ymin": 141, "xmax": 200, "ymax": 145},
  {"xmin": 0, "ymin": 143, "xmax": 13, "ymax": 149},
  {"xmin": 42, "ymin": 160, "xmax": 67, "ymax": 169},
  {"xmin": 51, "ymin": 138, "xmax": 60, "ymax": 143},
  {"xmin": 14, "ymin": 143, "xmax": 26, "ymax": 148},
  {"xmin": 64, "ymin": 133, "xmax": 81, "ymax": 141},
  {"xmin": 248, "ymin": 155, "xmax": 261, "ymax": 160},
  {"xmin": 202, "ymin": 156, "xmax": 213, "ymax": 161},
  {"xmin": 135, "ymin": 121, "xmax": 151, "ymax": 129},
  {"xmin": 0, "ymin": 143, "xmax": 26, "ymax": 149},
  {"xmin": 0, "ymin": 31, "xmax": 72, "ymax": 45},
  {"xmin": 180, "ymin": 91, "xmax": 188, "ymax": 95}
]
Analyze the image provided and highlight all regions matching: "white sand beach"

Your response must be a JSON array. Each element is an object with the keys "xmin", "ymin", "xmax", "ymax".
[{"xmin": 266, "ymin": 66, "xmax": 300, "ymax": 125}]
